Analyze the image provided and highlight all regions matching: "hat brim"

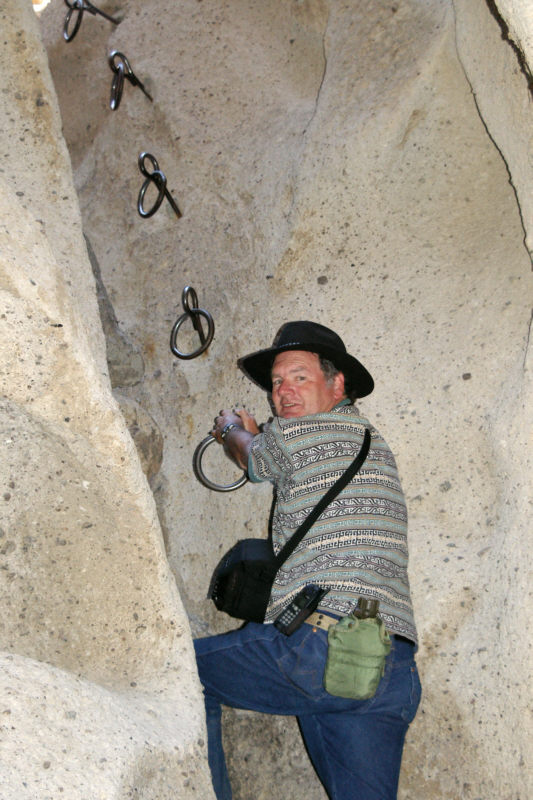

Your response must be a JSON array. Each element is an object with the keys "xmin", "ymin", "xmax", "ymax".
[{"xmin": 238, "ymin": 342, "xmax": 374, "ymax": 398}]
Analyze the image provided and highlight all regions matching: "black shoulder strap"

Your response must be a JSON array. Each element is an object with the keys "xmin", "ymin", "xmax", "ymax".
[{"xmin": 273, "ymin": 428, "xmax": 371, "ymax": 569}]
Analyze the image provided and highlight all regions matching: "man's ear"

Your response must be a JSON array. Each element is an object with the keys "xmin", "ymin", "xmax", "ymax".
[{"xmin": 333, "ymin": 371, "xmax": 346, "ymax": 401}]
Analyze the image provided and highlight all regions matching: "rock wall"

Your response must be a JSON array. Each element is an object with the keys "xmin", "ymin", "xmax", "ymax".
[
  {"xmin": 0, "ymin": 0, "xmax": 213, "ymax": 797},
  {"xmin": 1, "ymin": 0, "xmax": 531, "ymax": 798}
]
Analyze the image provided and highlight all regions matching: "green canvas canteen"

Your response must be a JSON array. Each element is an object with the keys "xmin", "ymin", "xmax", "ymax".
[{"xmin": 324, "ymin": 614, "xmax": 391, "ymax": 699}]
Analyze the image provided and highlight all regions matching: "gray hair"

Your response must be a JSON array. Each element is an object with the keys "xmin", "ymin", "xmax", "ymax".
[{"xmin": 319, "ymin": 356, "xmax": 357, "ymax": 403}]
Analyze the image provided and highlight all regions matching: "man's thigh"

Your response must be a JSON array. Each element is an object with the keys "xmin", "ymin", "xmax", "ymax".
[{"xmin": 195, "ymin": 621, "xmax": 343, "ymax": 716}]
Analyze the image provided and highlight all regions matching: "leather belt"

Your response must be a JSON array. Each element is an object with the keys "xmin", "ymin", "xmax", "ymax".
[
  {"xmin": 304, "ymin": 612, "xmax": 414, "ymax": 646},
  {"xmin": 304, "ymin": 610, "xmax": 340, "ymax": 631}
]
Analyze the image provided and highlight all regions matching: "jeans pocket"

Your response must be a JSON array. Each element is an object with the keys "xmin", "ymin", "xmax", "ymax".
[{"xmin": 277, "ymin": 627, "xmax": 328, "ymax": 698}]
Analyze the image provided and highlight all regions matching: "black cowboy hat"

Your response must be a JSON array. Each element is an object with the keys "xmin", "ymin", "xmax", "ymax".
[{"xmin": 238, "ymin": 321, "xmax": 374, "ymax": 397}]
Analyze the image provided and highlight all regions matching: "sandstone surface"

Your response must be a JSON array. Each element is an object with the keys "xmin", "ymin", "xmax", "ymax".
[{"xmin": 1, "ymin": 1, "xmax": 213, "ymax": 797}]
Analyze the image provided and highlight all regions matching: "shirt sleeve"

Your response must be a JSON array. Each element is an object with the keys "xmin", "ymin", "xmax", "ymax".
[{"xmin": 247, "ymin": 422, "xmax": 287, "ymax": 484}]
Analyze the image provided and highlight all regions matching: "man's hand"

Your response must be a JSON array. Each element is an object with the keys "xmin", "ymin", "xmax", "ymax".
[
  {"xmin": 211, "ymin": 409, "xmax": 242, "ymax": 442},
  {"xmin": 235, "ymin": 408, "xmax": 260, "ymax": 435},
  {"xmin": 211, "ymin": 408, "xmax": 260, "ymax": 442},
  {"xmin": 211, "ymin": 408, "xmax": 259, "ymax": 470}
]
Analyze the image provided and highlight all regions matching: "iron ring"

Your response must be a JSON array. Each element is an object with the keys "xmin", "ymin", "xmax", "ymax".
[
  {"xmin": 137, "ymin": 171, "xmax": 167, "ymax": 218},
  {"xmin": 110, "ymin": 61, "xmax": 125, "ymax": 110},
  {"xmin": 138, "ymin": 152, "xmax": 159, "ymax": 177},
  {"xmin": 170, "ymin": 308, "xmax": 215, "ymax": 359},
  {"xmin": 192, "ymin": 435, "xmax": 248, "ymax": 492},
  {"xmin": 109, "ymin": 51, "xmax": 133, "ymax": 76},
  {"xmin": 182, "ymin": 286, "xmax": 200, "ymax": 314},
  {"xmin": 137, "ymin": 152, "xmax": 181, "ymax": 219},
  {"xmin": 63, "ymin": 0, "xmax": 84, "ymax": 41}
]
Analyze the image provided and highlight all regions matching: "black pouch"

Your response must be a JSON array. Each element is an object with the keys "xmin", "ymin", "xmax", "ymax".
[{"xmin": 208, "ymin": 538, "xmax": 276, "ymax": 623}]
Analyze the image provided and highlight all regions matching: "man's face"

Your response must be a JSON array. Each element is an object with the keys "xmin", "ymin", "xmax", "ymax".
[{"xmin": 271, "ymin": 350, "xmax": 345, "ymax": 419}]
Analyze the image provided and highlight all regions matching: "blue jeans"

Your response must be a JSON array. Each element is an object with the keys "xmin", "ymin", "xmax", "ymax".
[{"xmin": 194, "ymin": 619, "xmax": 421, "ymax": 800}]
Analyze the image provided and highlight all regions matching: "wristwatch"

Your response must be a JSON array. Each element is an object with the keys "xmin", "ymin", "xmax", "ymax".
[{"xmin": 220, "ymin": 423, "xmax": 239, "ymax": 440}]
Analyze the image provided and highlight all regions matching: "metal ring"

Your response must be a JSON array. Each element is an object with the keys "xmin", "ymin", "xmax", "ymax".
[
  {"xmin": 137, "ymin": 171, "xmax": 167, "ymax": 218},
  {"xmin": 193, "ymin": 435, "xmax": 248, "ymax": 492},
  {"xmin": 137, "ymin": 152, "xmax": 182, "ymax": 219},
  {"xmin": 138, "ymin": 152, "xmax": 159, "ymax": 177},
  {"xmin": 63, "ymin": 0, "xmax": 84, "ymax": 41},
  {"xmin": 110, "ymin": 61, "xmax": 125, "ymax": 110},
  {"xmin": 170, "ymin": 308, "xmax": 215, "ymax": 359},
  {"xmin": 109, "ymin": 51, "xmax": 133, "ymax": 76},
  {"xmin": 181, "ymin": 286, "xmax": 200, "ymax": 314},
  {"xmin": 109, "ymin": 52, "xmax": 153, "ymax": 107}
]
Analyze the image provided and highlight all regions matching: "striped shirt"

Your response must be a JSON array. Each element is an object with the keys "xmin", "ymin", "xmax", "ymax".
[{"xmin": 248, "ymin": 402, "xmax": 417, "ymax": 643}]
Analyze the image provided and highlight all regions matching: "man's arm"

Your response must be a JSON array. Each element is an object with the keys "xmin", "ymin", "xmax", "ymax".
[{"xmin": 212, "ymin": 408, "xmax": 260, "ymax": 471}]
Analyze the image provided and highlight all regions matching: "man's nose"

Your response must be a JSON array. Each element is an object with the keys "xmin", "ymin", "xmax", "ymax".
[{"xmin": 279, "ymin": 381, "xmax": 295, "ymax": 396}]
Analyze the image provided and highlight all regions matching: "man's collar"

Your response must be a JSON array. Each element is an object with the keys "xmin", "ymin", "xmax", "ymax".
[{"xmin": 333, "ymin": 398, "xmax": 352, "ymax": 409}]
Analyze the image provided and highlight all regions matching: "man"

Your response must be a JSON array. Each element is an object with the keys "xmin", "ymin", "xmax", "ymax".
[{"xmin": 194, "ymin": 321, "xmax": 421, "ymax": 800}]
